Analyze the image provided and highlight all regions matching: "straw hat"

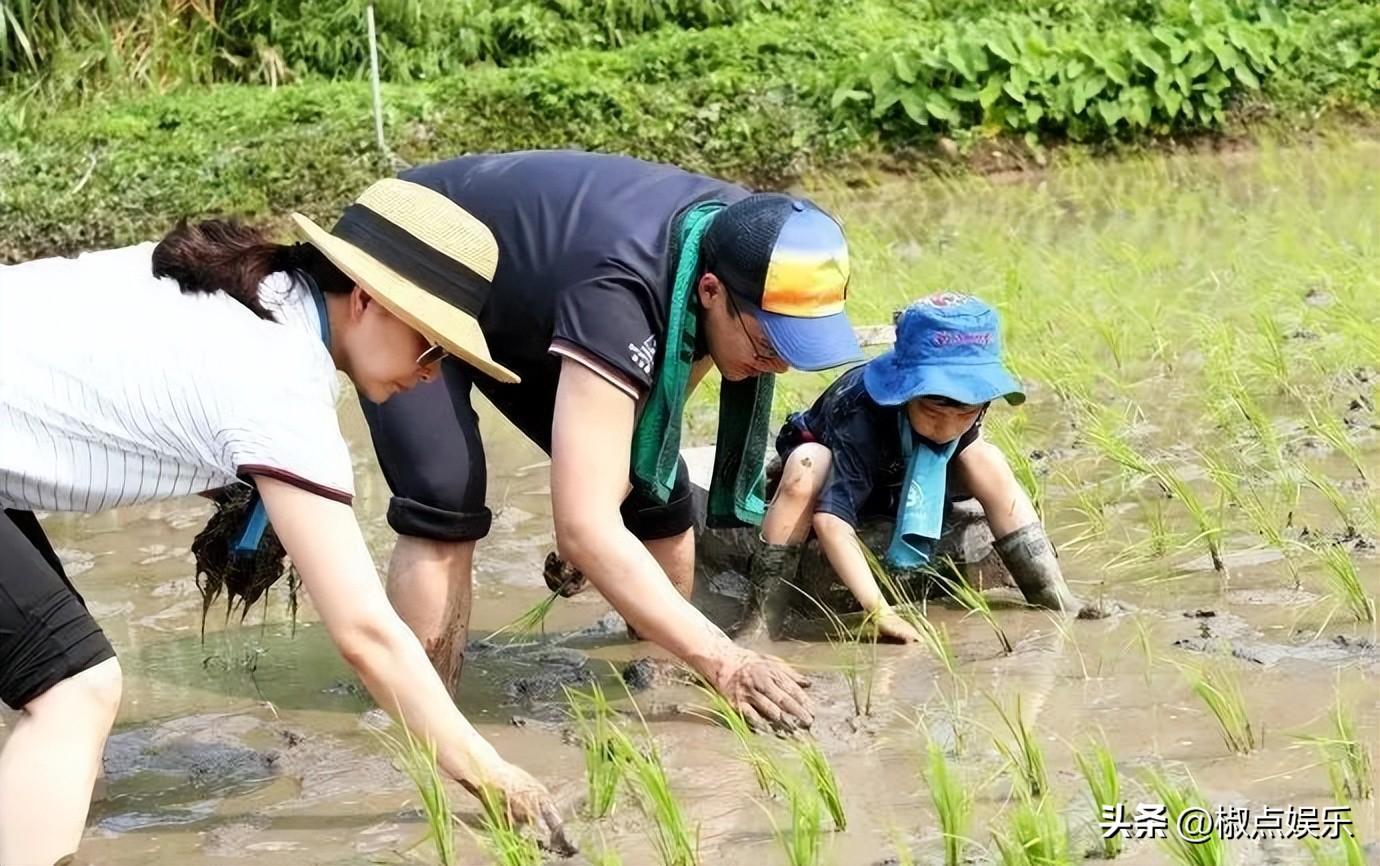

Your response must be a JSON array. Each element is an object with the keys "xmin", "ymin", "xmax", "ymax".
[{"xmin": 292, "ymin": 178, "xmax": 518, "ymax": 384}]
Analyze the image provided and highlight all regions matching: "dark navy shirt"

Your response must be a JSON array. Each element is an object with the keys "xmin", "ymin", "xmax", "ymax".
[
  {"xmin": 402, "ymin": 151, "xmax": 749, "ymax": 394},
  {"xmin": 777, "ymin": 365, "xmax": 983, "ymax": 527}
]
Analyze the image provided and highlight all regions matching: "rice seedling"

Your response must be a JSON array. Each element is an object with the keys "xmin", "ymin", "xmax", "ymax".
[
  {"xmin": 1236, "ymin": 484, "xmax": 1302, "ymax": 587},
  {"xmin": 796, "ymin": 578, "xmax": 880, "ymax": 717},
  {"xmin": 691, "ymin": 682, "xmax": 783, "ymax": 797},
  {"xmin": 767, "ymin": 772, "xmax": 826, "ymax": 866},
  {"xmin": 1302, "ymin": 464, "xmax": 1358, "ymax": 536},
  {"xmin": 1302, "ymin": 830, "xmax": 1365, "ymax": 866},
  {"xmin": 1222, "ymin": 374, "xmax": 1284, "ymax": 469},
  {"xmin": 372, "ymin": 723, "xmax": 458, "ymax": 866},
  {"xmin": 1073, "ymin": 738, "xmax": 1123, "ymax": 858},
  {"xmin": 1314, "ymin": 544, "xmax": 1376, "ymax": 625},
  {"xmin": 932, "ymin": 559, "xmax": 1012, "ymax": 654},
  {"xmin": 566, "ymin": 681, "xmax": 627, "ymax": 819},
  {"xmin": 476, "ymin": 784, "xmax": 542, "ymax": 866},
  {"xmin": 1152, "ymin": 463, "xmax": 1228, "ymax": 576},
  {"xmin": 1182, "ymin": 662, "xmax": 1261, "ymax": 755},
  {"xmin": 487, "ymin": 589, "xmax": 561, "ymax": 645},
  {"xmin": 1254, "ymin": 311, "xmax": 1291, "ymax": 394},
  {"xmin": 992, "ymin": 797, "xmax": 1072, "ymax": 866},
  {"xmin": 1294, "ymin": 694, "xmax": 1374, "ymax": 802},
  {"xmin": 586, "ymin": 841, "xmax": 625, "ymax": 866},
  {"xmin": 795, "ymin": 738, "xmax": 846, "ymax": 831},
  {"xmin": 621, "ymin": 737, "xmax": 699, "ymax": 866},
  {"xmin": 860, "ymin": 542, "xmax": 957, "ymax": 674},
  {"xmin": 1141, "ymin": 769, "xmax": 1228, "ymax": 866},
  {"xmin": 986, "ymin": 414, "xmax": 1046, "ymax": 520},
  {"xmin": 1304, "ymin": 402, "xmax": 1368, "ymax": 481},
  {"xmin": 989, "ymin": 695, "xmax": 1050, "ymax": 801},
  {"xmin": 922, "ymin": 737, "xmax": 973, "ymax": 866}
]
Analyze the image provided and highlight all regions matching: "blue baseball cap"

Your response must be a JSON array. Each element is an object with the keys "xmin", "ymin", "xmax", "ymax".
[
  {"xmin": 863, "ymin": 293, "xmax": 1026, "ymax": 407},
  {"xmin": 702, "ymin": 194, "xmax": 863, "ymax": 371}
]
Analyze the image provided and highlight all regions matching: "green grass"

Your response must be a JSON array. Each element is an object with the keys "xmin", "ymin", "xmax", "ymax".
[
  {"xmin": 989, "ymin": 695, "xmax": 1050, "ymax": 801},
  {"xmin": 992, "ymin": 797, "xmax": 1072, "ymax": 866},
  {"xmin": 922, "ymin": 737, "xmax": 973, "ymax": 866},
  {"xmin": 1073, "ymin": 738, "xmax": 1123, "ymax": 859},
  {"xmin": 1183, "ymin": 662, "xmax": 1262, "ymax": 755},
  {"xmin": 795, "ymin": 738, "xmax": 846, "ymax": 832},
  {"xmin": 1142, "ymin": 769, "xmax": 1228, "ymax": 866},
  {"xmin": 372, "ymin": 723, "xmax": 458, "ymax": 866}
]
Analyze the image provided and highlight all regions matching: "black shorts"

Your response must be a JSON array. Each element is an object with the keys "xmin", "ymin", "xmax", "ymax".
[
  {"xmin": 0, "ymin": 510, "xmax": 116, "ymax": 709},
  {"xmin": 361, "ymin": 357, "xmax": 696, "ymax": 543}
]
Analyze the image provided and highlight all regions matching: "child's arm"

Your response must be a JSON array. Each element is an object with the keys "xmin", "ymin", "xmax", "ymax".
[{"xmin": 814, "ymin": 512, "xmax": 924, "ymax": 643}]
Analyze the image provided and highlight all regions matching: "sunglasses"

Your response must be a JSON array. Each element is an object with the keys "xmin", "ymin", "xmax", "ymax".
[
  {"xmin": 416, "ymin": 342, "xmax": 449, "ymax": 368},
  {"xmin": 725, "ymin": 291, "xmax": 781, "ymax": 364}
]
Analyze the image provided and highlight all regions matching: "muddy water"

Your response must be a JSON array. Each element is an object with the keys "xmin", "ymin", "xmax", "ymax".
[{"xmin": 6, "ymin": 144, "xmax": 1380, "ymax": 866}]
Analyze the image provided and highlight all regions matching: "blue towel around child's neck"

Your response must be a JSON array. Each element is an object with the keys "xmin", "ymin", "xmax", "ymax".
[{"xmin": 884, "ymin": 413, "xmax": 961, "ymax": 570}]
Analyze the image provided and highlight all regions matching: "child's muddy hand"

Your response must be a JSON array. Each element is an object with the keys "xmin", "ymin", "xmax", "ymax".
[
  {"xmin": 875, "ymin": 609, "xmax": 924, "ymax": 644},
  {"xmin": 480, "ymin": 761, "xmax": 577, "ymax": 856},
  {"xmin": 712, "ymin": 648, "xmax": 813, "ymax": 732}
]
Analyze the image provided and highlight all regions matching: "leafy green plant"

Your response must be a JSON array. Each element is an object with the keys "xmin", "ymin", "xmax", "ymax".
[
  {"xmin": 622, "ymin": 737, "xmax": 699, "ymax": 866},
  {"xmin": 1142, "ymin": 769, "xmax": 1227, "ymax": 866},
  {"xmin": 1304, "ymin": 403, "xmax": 1368, "ymax": 481},
  {"xmin": 1183, "ymin": 662, "xmax": 1261, "ymax": 755},
  {"xmin": 1302, "ymin": 830, "xmax": 1366, "ymax": 866},
  {"xmin": 795, "ymin": 738, "xmax": 846, "ymax": 832},
  {"xmin": 992, "ymin": 797, "xmax": 1071, "ymax": 866},
  {"xmin": 861, "ymin": 542, "xmax": 958, "ymax": 674},
  {"xmin": 1073, "ymin": 738, "xmax": 1123, "ymax": 859},
  {"xmin": 769, "ymin": 772, "xmax": 826, "ymax": 866},
  {"xmin": 990, "ymin": 694, "xmax": 1049, "ymax": 800},
  {"xmin": 922, "ymin": 737, "xmax": 973, "ymax": 866},
  {"xmin": 487, "ymin": 589, "xmax": 560, "ymax": 644}
]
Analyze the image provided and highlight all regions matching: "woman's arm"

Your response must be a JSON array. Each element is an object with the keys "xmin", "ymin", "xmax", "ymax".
[
  {"xmin": 253, "ymin": 476, "xmax": 568, "ymax": 845},
  {"xmin": 550, "ymin": 359, "xmax": 812, "ymax": 730}
]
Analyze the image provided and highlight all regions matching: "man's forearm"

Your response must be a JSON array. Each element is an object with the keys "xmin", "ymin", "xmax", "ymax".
[{"xmin": 565, "ymin": 522, "xmax": 736, "ymax": 676}]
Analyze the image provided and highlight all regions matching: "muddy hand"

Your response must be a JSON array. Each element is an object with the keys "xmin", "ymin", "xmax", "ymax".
[
  {"xmin": 543, "ymin": 551, "xmax": 589, "ymax": 598},
  {"xmin": 874, "ymin": 609, "xmax": 924, "ymax": 644},
  {"xmin": 479, "ymin": 760, "xmax": 577, "ymax": 856},
  {"xmin": 713, "ymin": 648, "xmax": 813, "ymax": 732}
]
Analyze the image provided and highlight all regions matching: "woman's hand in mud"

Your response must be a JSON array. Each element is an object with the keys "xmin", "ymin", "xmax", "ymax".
[
  {"xmin": 710, "ymin": 648, "xmax": 813, "ymax": 732},
  {"xmin": 473, "ymin": 760, "xmax": 577, "ymax": 856},
  {"xmin": 874, "ymin": 608, "xmax": 925, "ymax": 645}
]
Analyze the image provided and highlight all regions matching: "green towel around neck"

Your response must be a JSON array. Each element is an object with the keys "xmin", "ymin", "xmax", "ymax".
[{"xmin": 630, "ymin": 201, "xmax": 774, "ymax": 528}]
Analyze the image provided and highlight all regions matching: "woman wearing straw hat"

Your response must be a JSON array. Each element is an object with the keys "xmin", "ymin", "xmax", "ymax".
[
  {"xmin": 0, "ymin": 180, "xmax": 567, "ymax": 864},
  {"xmin": 359, "ymin": 150, "xmax": 863, "ymax": 731}
]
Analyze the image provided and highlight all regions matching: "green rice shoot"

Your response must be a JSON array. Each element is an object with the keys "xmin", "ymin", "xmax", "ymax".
[
  {"xmin": 922, "ymin": 737, "xmax": 973, "ymax": 866},
  {"xmin": 487, "ymin": 589, "xmax": 561, "ymax": 645},
  {"xmin": 1142, "ymin": 769, "xmax": 1228, "ymax": 866},
  {"xmin": 692, "ymin": 682, "xmax": 783, "ymax": 796},
  {"xmin": 795, "ymin": 738, "xmax": 846, "ymax": 831},
  {"xmin": 992, "ymin": 797, "xmax": 1072, "ymax": 866},
  {"xmin": 372, "ymin": 722, "xmax": 458, "ymax": 866},
  {"xmin": 1073, "ymin": 738, "xmax": 1123, "ymax": 858},
  {"xmin": 989, "ymin": 694, "xmax": 1050, "ymax": 801},
  {"xmin": 1315, "ymin": 544, "xmax": 1376, "ymax": 625},
  {"xmin": 476, "ymin": 784, "xmax": 541, "ymax": 866},
  {"xmin": 565, "ymin": 680, "xmax": 627, "ymax": 819},
  {"xmin": 1184, "ymin": 662, "xmax": 1261, "ymax": 755},
  {"xmin": 932, "ymin": 559, "xmax": 1012, "ymax": 654},
  {"xmin": 1295, "ymin": 693, "xmax": 1374, "ymax": 802}
]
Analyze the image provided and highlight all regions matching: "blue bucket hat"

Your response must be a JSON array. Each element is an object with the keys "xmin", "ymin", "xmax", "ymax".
[{"xmin": 863, "ymin": 293, "xmax": 1026, "ymax": 407}]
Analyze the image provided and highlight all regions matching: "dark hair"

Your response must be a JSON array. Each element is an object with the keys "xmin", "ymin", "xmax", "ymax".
[
  {"xmin": 159, "ymin": 219, "xmax": 350, "ymax": 631},
  {"xmin": 192, "ymin": 485, "xmax": 299, "ymax": 635},
  {"xmin": 152, "ymin": 218, "xmax": 352, "ymax": 320}
]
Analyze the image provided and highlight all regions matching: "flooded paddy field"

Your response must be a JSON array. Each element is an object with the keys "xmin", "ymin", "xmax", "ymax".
[{"xmin": 8, "ymin": 140, "xmax": 1378, "ymax": 866}]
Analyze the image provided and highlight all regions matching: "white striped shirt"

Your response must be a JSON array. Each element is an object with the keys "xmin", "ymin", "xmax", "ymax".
[{"xmin": 0, "ymin": 243, "xmax": 354, "ymax": 511}]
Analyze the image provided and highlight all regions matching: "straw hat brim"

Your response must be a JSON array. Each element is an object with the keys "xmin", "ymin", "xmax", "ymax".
[{"xmin": 291, "ymin": 212, "xmax": 519, "ymax": 385}]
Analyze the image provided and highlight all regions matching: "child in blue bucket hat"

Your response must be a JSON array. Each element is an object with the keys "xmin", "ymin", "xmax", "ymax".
[{"xmin": 747, "ymin": 292, "xmax": 1080, "ymax": 642}]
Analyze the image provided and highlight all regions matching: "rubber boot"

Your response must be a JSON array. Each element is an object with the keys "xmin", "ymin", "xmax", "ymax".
[
  {"xmin": 993, "ymin": 523, "xmax": 1082, "ymax": 613},
  {"xmin": 735, "ymin": 540, "xmax": 805, "ymax": 640}
]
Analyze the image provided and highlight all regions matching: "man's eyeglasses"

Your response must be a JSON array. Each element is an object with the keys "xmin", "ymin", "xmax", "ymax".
[
  {"xmin": 416, "ymin": 343, "xmax": 449, "ymax": 368},
  {"xmin": 725, "ymin": 291, "xmax": 781, "ymax": 364}
]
